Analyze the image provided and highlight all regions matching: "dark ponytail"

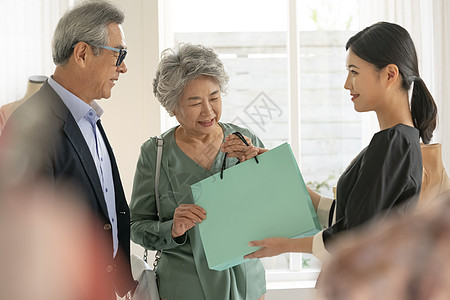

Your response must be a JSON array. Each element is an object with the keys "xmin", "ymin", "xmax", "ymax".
[
  {"xmin": 346, "ymin": 22, "xmax": 437, "ymax": 144},
  {"xmin": 411, "ymin": 78, "xmax": 437, "ymax": 144}
]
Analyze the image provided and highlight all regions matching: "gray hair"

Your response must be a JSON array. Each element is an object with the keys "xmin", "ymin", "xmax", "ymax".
[
  {"xmin": 153, "ymin": 43, "xmax": 229, "ymax": 116},
  {"xmin": 52, "ymin": 0, "xmax": 124, "ymax": 65}
]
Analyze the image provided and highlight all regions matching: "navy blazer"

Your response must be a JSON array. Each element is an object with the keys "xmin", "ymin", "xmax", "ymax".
[{"xmin": 2, "ymin": 82, "xmax": 135, "ymax": 298}]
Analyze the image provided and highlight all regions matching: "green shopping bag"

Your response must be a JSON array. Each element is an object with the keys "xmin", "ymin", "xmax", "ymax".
[{"xmin": 190, "ymin": 142, "xmax": 321, "ymax": 271}]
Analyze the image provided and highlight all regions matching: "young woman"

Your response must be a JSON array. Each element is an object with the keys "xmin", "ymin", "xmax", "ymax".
[{"xmin": 222, "ymin": 22, "xmax": 438, "ymax": 261}]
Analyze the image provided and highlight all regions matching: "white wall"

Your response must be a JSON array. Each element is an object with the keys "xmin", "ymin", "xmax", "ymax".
[
  {"xmin": 101, "ymin": 0, "xmax": 161, "ymax": 200},
  {"xmin": 97, "ymin": 0, "xmax": 162, "ymax": 256}
]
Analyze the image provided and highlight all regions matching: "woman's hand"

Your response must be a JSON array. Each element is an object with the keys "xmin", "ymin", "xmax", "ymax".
[
  {"xmin": 171, "ymin": 204, "xmax": 206, "ymax": 238},
  {"xmin": 221, "ymin": 133, "xmax": 269, "ymax": 162},
  {"xmin": 244, "ymin": 237, "xmax": 291, "ymax": 259}
]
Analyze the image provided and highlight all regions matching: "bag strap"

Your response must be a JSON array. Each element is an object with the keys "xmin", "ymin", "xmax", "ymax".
[
  {"xmin": 144, "ymin": 136, "xmax": 164, "ymax": 268},
  {"xmin": 155, "ymin": 136, "xmax": 164, "ymax": 222},
  {"xmin": 220, "ymin": 131, "xmax": 259, "ymax": 179}
]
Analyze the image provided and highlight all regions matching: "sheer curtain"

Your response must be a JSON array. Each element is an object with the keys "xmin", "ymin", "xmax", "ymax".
[
  {"xmin": 432, "ymin": 1, "xmax": 450, "ymax": 172},
  {"xmin": 1, "ymin": 0, "xmax": 74, "ymax": 105},
  {"xmin": 358, "ymin": 0, "xmax": 450, "ymax": 170}
]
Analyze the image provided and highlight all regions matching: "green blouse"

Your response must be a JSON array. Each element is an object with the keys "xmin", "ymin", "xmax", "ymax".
[{"xmin": 130, "ymin": 123, "xmax": 266, "ymax": 300}]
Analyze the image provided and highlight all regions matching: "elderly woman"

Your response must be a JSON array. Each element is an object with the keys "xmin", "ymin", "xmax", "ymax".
[{"xmin": 129, "ymin": 43, "xmax": 266, "ymax": 300}]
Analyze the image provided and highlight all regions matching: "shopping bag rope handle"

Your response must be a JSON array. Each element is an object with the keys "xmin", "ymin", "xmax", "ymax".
[{"xmin": 220, "ymin": 131, "xmax": 259, "ymax": 179}]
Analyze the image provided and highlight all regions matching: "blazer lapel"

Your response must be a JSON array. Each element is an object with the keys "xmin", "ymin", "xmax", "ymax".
[
  {"xmin": 43, "ymin": 82, "xmax": 110, "ymax": 219},
  {"xmin": 61, "ymin": 109, "xmax": 110, "ymax": 219}
]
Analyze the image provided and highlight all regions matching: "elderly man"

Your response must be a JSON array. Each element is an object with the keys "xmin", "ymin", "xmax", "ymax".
[{"xmin": 0, "ymin": 1, "xmax": 137, "ymax": 299}]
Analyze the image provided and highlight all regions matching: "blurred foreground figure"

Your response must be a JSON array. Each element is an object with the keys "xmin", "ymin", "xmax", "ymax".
[
  {"xmin": 0, "ymin": 183, "xmax": 111, "ymax": 300},
  {"xmin": 317, "ymin": 191, "xmax": 450, "ymax": 300}
]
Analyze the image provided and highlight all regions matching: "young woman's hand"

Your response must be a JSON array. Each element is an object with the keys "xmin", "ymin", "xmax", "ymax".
[{"xmin": 244, "ymin": 237, "xmax": 291, "ymax": 259}]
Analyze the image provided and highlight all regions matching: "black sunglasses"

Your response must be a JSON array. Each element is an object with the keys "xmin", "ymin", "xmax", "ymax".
[{"xmin": 72, "ymin": 43, "xmax": 127, "ymax": 66}]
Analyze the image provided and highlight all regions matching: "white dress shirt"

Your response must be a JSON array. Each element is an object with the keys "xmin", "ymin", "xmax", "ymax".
[{"xmin": 48, "ymin": 77, "xmax": 119, "ymax": 258}]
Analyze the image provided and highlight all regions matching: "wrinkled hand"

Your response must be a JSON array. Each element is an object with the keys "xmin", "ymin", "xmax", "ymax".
[
  {"xmin": 244, "ymin": 237, "xmax": 291, "ymax": 259},
  {"xmin": 221, "ymin": 133, "xmax": 269, "ymax": 162},
  {"xmin": 172, "ymin": 204, "xmax": 206, "ymax": 238}
]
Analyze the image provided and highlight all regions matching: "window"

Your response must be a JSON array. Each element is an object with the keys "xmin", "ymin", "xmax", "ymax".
[{"xmin": 160, "ymin": 0, "xmax": 360, "ymax": 281}]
